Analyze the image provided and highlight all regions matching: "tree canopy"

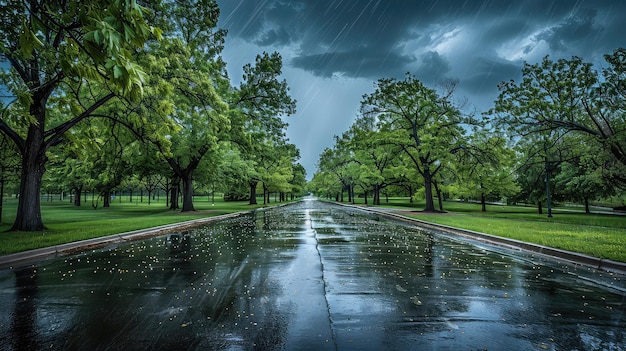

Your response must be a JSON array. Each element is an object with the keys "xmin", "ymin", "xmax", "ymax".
[{"xmin": 0, "ymin": 0, "xmax": 305, "ymax": 231}]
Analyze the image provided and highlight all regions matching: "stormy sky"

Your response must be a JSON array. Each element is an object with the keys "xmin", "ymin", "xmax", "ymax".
[{"xmin": 215, "ymin": 0, "xmax": 626, "ymax": 179}]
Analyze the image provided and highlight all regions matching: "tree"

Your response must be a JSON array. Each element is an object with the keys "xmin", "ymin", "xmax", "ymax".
[
  {"xmin": 129, "ymin": 0, "xmax": 229, "ymax": 212},
  {"xmin": 256, "ymin": 142, "xmax": 298, "ymax": 204},
  {"xmin": 309, "ymin": 170, "xmax": 342, "ymax": 200},
  {"xmin": 552, "ymin": 134, "xmax": 612, "ymax": 213},
  {"xmin": 233, "ymin": 52, "xmax": 297, "ymax": 142},
  {"xmin": 217, "ymin": 145, "xmax": 257, "ymax": 202},
  {"xmin": 290, "ymin": 163, "xmax": 307, "ymax": 200},
  {"xmin": 360, "ymin": 75, "xmax": 468, "ymax": 212},
  {"xmin": 348, "ymin": 115, "xmax": 406, "ymax": 205},
  {"xmin": 509, "ymin": 129, "xmax": 573, "ymax": 215},
  {"xmin": 230, "ymin": 52, "xmax": 297, "ymax": 205},
  {"xmin": 493, "ymin": 51, "xmax": 626, "ymax": 189},
  {"xmin": 0, "ymin": 0, "xmax": 157, "ymax": 230},
  {"xmin": 452, "ymin": 133, "xmax": 519, "ymax": 212},
  {"xmin": 317, "ymin": 143, "xmax": 360, "ymax": 204}
]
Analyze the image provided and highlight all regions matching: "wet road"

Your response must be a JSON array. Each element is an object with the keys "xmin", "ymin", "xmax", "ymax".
[{"xmin": 0, "ymin": 199, "xmax": 625, "ymax": 350}]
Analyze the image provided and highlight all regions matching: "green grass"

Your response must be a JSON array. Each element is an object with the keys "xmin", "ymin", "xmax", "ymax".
[
  {"xmin": 0, "ymin": 196, "xmax": 268, "ymax": 255},
  {"xmin": 350, "ymin": 197, "xmax": 626, "ymax": 263}
]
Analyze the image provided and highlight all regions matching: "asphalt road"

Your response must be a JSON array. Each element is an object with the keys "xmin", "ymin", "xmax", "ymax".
[{"xmin": 0, "ymin": 199, "xmax": 624, "ymax": 350}]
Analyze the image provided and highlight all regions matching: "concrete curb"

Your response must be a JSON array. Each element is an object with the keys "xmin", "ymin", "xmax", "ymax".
[
  {"xmin": 333, "ymin": 202, "xmax": 626, "ymax": 276},
  {"xmin": 0, "ymin": 210, "xmax": 251, "ymax": 269}
]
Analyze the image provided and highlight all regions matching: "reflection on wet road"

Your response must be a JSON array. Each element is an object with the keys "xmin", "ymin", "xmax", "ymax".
[{"xmin": 0, "ymin": 199, "xmax": 624, "ymax": 350}]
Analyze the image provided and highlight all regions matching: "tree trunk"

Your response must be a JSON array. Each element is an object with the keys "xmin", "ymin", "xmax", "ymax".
[
  {"xmin": 350, "ymin": 184, "xmax": 356, "ymax": 205},
  {"xmin": 91, "ymin": 189, "xmax": 96, "ymax": 208},
  {"xmin": 537, "ymin": 200, "xmax": 543, "ymax": 214},
  {"xmin": 129, "ymin": 189, "xmax": 133, "ymax": 203},
  {"xmin": 373, "ymin": 184, "xmax": 380, "ymax": 205},
  {"xmin": 348, "ymin": 185, "xmax": 353, "ymax": 203},
  {"xmin": 423, "ymin": 170, "xmax": 436, "ymax": 212},
  {"xmin": 364, "ymin": 191, "xmax": 368, "ymax": 205},
  {"xmin": 164, "ymin": 178, "xmax": 170, "ymax": 207},
  {"xmin": 103, "ymin": 191, "xmax": 110, "ymax": 208},
  {"xmin": 170, "ymin": 182, "xmax": 179, "ymax": 210},
  {"xmin": 434, "ymin": 180, "xmax": 444, "ymax": 212},
  {"xmin": 181, "ymin": 173, "xmax": 195, "ymax": 212},
  {"xmin": 0, "ymin": 176, "xmax": 4, "ymax": 223},
  {"xmin": 545, "ymin": 160, "xmax": 553, "ymax": 218},
  {"xmin": 12, "ymin": 129, "xmax": 47, "ymax": 231},
  {"xmin": 249, "ymin": 181, "xmax": 258, "ymax": 205},
  {"xmin": 481, "ymin": 192, "xmax": 486, "ymax": 212},
  {"xmin": 584, "ymin": 197, "xmax": 590, "ymax": 214},
  {"xmin": 73, "ymin": 187, "xmax": 82, "ymax": 206}
]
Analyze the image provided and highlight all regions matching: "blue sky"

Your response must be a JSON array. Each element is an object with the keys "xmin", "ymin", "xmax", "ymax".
[{"xmin": 215, "ymin": 0, "xmax": 626, "ymax": 179}]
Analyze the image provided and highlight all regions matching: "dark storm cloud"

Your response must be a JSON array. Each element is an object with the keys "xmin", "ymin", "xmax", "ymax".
[
  {"xmin": 536, "ymin": 8, "xmax": 603, "ymax": 52},
  {"xmin": 291, "ymin": 48, "xmax": 413, "ymax": 79},
  {"xmin": 256, "ymin": 27, "xmax": 294, "ymax": 46},
  {"xmin": 414, "ymin": 51, "xmax": 451, "ymax": 84},
  {"xmin": 219, "ymin": 0, "xmax": 626, "ymax": 84},
  {"xmin": 462, "ymin": 57, "xmax": 521, "ymax": 92}
]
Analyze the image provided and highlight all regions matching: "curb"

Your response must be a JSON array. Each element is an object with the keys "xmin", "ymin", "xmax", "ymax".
[
  {"xmin": 0, "ymin": 211, "xmax": 250, "ymax": 269},
  {"xmin": 333, "ymin": 202, "xmax": 626, "ymax": 276}
]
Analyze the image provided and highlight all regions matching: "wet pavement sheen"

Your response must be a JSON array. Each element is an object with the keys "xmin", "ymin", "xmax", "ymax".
[{"xmin": 0, "ymin": 199, "xmax": 625, "ymax": 350}]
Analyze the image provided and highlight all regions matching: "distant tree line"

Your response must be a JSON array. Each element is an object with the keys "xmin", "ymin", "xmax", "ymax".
[{"xmin": 309, "ymin": 49, "xmax": 626, "ymax": 214}]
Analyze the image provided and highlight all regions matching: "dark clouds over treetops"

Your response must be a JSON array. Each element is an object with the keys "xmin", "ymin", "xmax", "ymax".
[{"xmin": 217, "ymin": 0, "xmax": 625, "ymax": 89}]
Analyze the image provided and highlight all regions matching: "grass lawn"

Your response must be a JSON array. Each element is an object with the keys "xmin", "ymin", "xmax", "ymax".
[
  {"xmin": 0, "ymin": 195, "xmax": 267, "ymax": 255},
  {"xmin": 350, "ymin": 197, "xmax": 626, "ymax": 263}
]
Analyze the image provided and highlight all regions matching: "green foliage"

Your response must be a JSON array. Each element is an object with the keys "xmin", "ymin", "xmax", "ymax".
[
  {"xmin": 358, "ymin": 75, "xmax": 468, "ymax": 210},
  {"xmin": 492, "ymin": 52, "xmax": 626, "ymax": 191},
  {"xmin": 0, "ymin": 0, "xmax": 158, "ymax": 230},
  {"xmin": 452, "ymin": 132, "xmax": 519, "ymax": 208},
  {"xmin": 0, "ymin": 0, "xmax": 302, "ymax": 230}
]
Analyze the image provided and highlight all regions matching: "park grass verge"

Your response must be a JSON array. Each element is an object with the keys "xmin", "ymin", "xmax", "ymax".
[
  {"xmin": 402, "ymin": 213, "xmax": 626, "ymax": 262},
  {"xmin": 0, "ymin": 197, "xmax": 267, "ymax": 255},
  {"xmin": 354, "ymin": 198, "xmax": 626, "ymax": 263}
]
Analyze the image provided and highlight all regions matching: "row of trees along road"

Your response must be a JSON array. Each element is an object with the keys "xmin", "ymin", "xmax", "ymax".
[
  {"xmin": 311, "ymin": 49, "xmax": 626, "ymax": 213},
  {"xmin": 0, "ymin": 0, "xmax": 305, "ymax": 231}
]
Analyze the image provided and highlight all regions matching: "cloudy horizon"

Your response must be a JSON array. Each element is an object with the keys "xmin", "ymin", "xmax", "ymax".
[{"xmin": 216, "ymin": 0, "xmax": 626, "ymax": 179}]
